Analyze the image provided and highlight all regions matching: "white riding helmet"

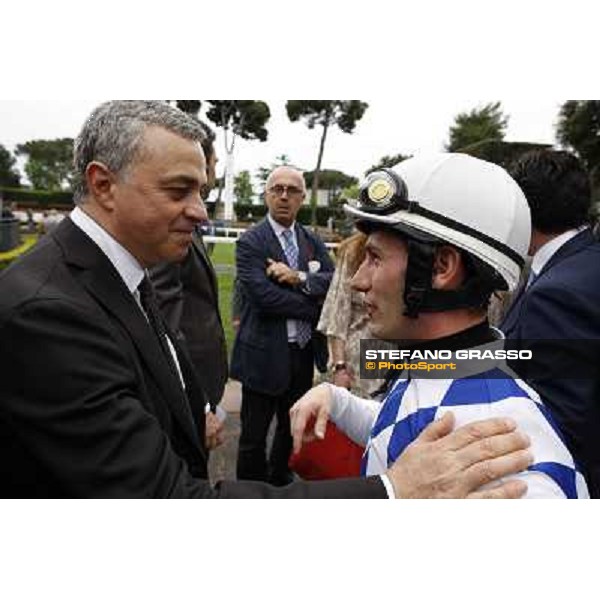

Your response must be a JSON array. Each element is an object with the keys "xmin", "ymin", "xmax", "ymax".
[{"xmin": 344, "ymin": 153, "xmax": 531, "ymax": 316}]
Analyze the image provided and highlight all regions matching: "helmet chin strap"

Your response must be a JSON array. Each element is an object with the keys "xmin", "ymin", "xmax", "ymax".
[
  {"xmin": 402, "ymin": 241, "xmax": 493, "ymax": 318},
  {"xmin": 403, "ymin": 240, "xmax": 436, "ymax": 318}
]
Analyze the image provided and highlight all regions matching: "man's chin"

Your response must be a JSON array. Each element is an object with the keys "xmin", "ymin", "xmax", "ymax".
[
  {"xmin": 368, "ymin": 323, "xmax": 381, "ymax": 339},
  {"xmin": 162, "ymin": 244, "xmax": 191, "ymax": 264},
  {"xmin": 369, "ymin": 324, "xmax": 398, "ymax": 341}
]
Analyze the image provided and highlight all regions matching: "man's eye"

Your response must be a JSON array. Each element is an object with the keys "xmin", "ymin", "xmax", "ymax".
[
  {"xmin": 367, "ymin": 252, "xmax": 380, "ymax": 266},
  {"xmin": 167, "ymin": 188, "xmax": 189, "ymax": 198}
]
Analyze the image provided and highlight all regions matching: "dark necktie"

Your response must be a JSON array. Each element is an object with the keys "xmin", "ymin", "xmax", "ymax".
[
  {"xmin": 138, "ymin": 274, "xmax": 198, "ymax": 434},
  {"xmin": 138, "ymin": 274, "xmax": 182, "ymax": 381}
]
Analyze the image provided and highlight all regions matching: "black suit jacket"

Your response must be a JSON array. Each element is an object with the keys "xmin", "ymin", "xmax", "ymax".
[
  {"xmin": 150, "ymin": 230, "xmax": 228, "ymax": 411},
  {"xmin": 502, "ymin": 229, "xmax": 600, "ymax": 496},
  {"xmin": 230, "ymin": 218, "xmax": 334, "ymax": 395},
  {"xmin": 0, "ymin": 218, "xmax": 384, "ymax": 498}
]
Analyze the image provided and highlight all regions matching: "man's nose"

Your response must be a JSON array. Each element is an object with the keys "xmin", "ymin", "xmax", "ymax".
[
  {"xmin": 350, "ymin": 259, "xmax": 369, "ymax": 291},
  {"xmin": 186, "ymin": 193, "xmax": 209, "ymax": 223}
]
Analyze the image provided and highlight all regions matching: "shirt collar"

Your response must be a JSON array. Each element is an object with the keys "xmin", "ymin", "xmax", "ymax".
[
  {"xmin": 70, "ymin": 206, "xmax": 146, "ymax": 294},
  {"xmin": 267, "ymin": 212, "xmax": 296, "ymax": 239},
  {"xmin": 531, "ymin": 226, "xmax": 587, "ymax": 276}
]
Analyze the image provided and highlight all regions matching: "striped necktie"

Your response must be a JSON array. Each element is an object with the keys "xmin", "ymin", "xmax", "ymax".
[{"xmin": 282, "ymin": 229, "xmax": 312, "ymax": 348}]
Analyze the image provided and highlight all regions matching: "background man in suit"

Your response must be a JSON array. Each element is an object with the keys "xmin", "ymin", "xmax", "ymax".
[
  {"xmin": 150, "ymin": 121, "xmax": 227, "ymax": 450},
  {"xmin": 0, "ymin": 100, "xmax": 531, "ymax": 498},
  {"xmin": 502, "ymin": 149, "xmax": 600, "ymax": 497},
  {"xmin": 232, "ymin": 166, "xmax": 335, "ymax": 485}
]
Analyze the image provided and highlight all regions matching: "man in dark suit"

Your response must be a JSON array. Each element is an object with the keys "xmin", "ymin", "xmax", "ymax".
[
  {"xmin": 0, "ymin": 100, "xmax": 531, "ymax": 498},
  {"xmin": 231, "ymin": 166, "xmax": 335, "ymax": 485},
  {"xmin": 150, "ymin": 121, "xmax": 227, "ymax": 450},
  {"xmin": 502, "ymin": 149, "xmax": 600, "ymax": 497}
]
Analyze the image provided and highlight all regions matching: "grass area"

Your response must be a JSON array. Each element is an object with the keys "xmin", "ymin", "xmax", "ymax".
[
  {"xmin": 217, "ymin": 270, "xmax": 235, "ymax": 358},
  {"xmin": 209, "ymin": 243, "xmax": 236, "ymax": 357},
  {"xmin": 0, "ymin": 233, "xmax": 39, "ymax": 269},
  {"xmin": 210, "ymin": 241, "xmax": 235, "ymax": 266}
]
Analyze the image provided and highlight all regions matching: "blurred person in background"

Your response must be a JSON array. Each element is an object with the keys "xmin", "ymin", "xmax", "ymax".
[
  {"xmin": 151, "ymin": 120, "xmax": 227, "ymax": 450},
  {"xmin": 318, "ymin": 231, "xmax": 386, "ymax": 397},
  {"xmin": 502, "ymin": 149, "xmax": 600, "ymax": 497}
]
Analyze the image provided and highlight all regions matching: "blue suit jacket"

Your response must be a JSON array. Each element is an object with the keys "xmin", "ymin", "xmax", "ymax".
[
  {"xmin": 231, "ymin": 218, "xmax": 334, "ymax": 395},
  {"xmin": 502, "ymin": 228, "xmax": 600, "ymax": 496}
]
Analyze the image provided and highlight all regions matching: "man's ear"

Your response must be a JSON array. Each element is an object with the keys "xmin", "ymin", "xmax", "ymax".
[
  {"xmin": 431, "ymin": 245, "xmax": 465, "ymax": 290},
  {"xmin": 85, "ymin": 161, "xmax": 117, "ymax": 209}
]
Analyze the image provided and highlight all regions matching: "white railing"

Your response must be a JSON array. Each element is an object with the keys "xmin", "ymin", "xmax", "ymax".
[
  {"xmin": 212, "ymin": 227, "xmax": 247, "ymax": 238},
  {"xmin": 204, "ymin": 235, "xmax": 339, "ymax": 250},
  {"xmin": 203, "ymin": 235, "xmax": 237, "ymax": 244}
]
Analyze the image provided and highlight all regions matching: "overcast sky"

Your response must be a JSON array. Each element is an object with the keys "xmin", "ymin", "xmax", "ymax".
[{"xmin": 0, "ymin": 98, "xmax": 565, "ymax": 187}]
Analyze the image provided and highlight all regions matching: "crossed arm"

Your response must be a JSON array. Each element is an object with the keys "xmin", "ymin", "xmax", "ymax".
[{"xmin": 236, "ymin": 235, "xmax": 327, "ymax": 322}]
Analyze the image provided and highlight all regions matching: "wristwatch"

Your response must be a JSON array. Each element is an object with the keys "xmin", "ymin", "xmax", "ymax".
[
  {"xmin": 331, "ymin": 361, "xmax": 347, "ymax": 373},
  {"xmin": 297, "ymin": 271, "xmax": 307, "ymax": 285}
]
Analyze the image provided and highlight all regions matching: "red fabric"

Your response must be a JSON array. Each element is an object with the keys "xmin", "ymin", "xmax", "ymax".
[{"xmin": 289, "ymin": 422, "xmax": 364, "ymax": 480}]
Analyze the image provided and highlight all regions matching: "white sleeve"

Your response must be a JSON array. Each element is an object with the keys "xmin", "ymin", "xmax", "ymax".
[{"xmin": 328, "ymin": 383, "xmax": 382, "ymax": 447}]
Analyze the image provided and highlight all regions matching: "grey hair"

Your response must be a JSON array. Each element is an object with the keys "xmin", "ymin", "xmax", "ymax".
[{"xmin": 73, "ymin": 100, "xmax": 206, "ymax": 204}]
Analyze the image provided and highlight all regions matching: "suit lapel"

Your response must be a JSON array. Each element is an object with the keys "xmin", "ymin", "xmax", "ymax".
[
  {"xmin": 537, "ymin": 229, "xmax": 593, "ymax": 280},
  {"xmin": 295, "ymin": 225, "xmax": 313, "ymax": 271},
  {"xmin": 262, "ymin": 218, "xmax": 287, "ymax": 264},
  {"xmin": 501, "ymin": 289, "xmax": 525, "ymax": 334},
  {"xmin": 55, "ymin": 219, "xmax": 202, "ymax": 450}
]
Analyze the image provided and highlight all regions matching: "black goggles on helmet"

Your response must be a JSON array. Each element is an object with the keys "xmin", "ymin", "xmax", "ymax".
[{"xmin": 357, "ymin": 168, "xmax": 415, "ymax": 215}]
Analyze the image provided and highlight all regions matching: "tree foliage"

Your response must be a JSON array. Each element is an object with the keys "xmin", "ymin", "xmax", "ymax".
[
  {"xmin": 172, "ymin": 100, "xmax": 271, "ymax": 143},
  {"xmin": 174, "ymin": 100, "xmax": 202, "ymax": 117},
  {"xmin": 204, "ymin": 101, "xmax": 270, "ymax": 221},
  {"xmin": 234, "ymin": 170, "xmax": 254, "ymax": 204},
  {"xmin": 256, "ymin": 154, "xmax": 292, "ymax": 193},
  {"xmin": 205, "ymin": 101, "xmax": 270, "ymax": 143},
  {"xmin": 556, "ymin": 100, "xmax": 600, "ymax": 179},
  {"xmin": 365, "ymin": 153, "xmax": 410, "ymax": 175},
  {"xmin": 286, "ymin": 100, "xmax": 368, "ymax": 223},
  {"xmin": 303, "ymin": 169, "xmax": 357, "ymax": 190},
  {"xmin": 446, "ymin": 102, "xmax": 509, "ymax": 152},
  {"xmin": 340, "ymin": 183, "xmax": 360, "ymax": 202},
  {"xmin": 0, "ymin": 144, "xmax": 21, "ymax": 187},
  {"xmin": 15, "ymin": 138, "xmax": 75, "ymax": 191},
  {"xmin": 304, "ymin": 169, "xmax": 358, "ymax": 208},
  {"xmin": 286, "ymin": 100, "xmax": 368, "ymax": 134},
  {"xmin": 458, "ymin": 140, "xmax": 551, "ymax": 171}
]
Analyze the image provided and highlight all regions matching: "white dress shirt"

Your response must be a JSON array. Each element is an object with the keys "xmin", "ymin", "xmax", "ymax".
[{"xmin": 530, "ymin": 226, "xmax": 588, "ymax": 280}]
